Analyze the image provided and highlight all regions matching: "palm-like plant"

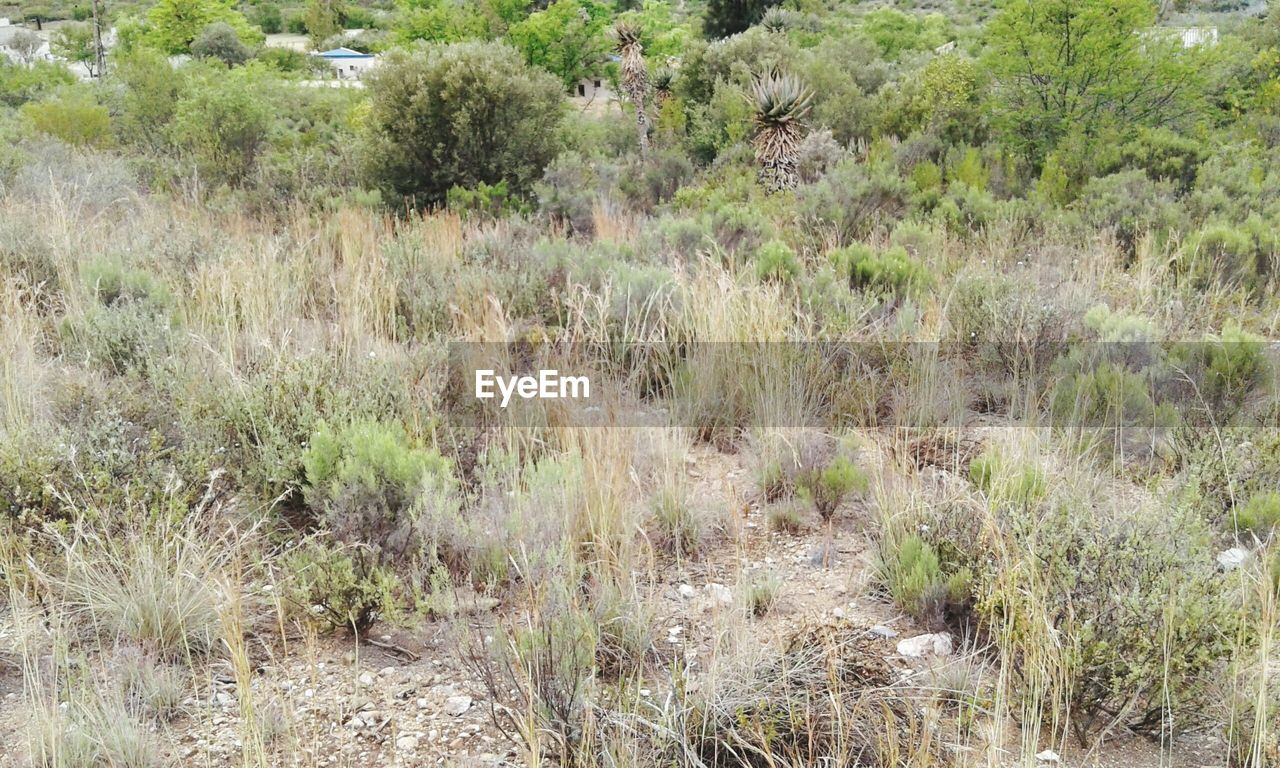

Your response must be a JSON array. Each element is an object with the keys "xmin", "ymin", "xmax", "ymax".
[
  {"xmin": 613, "ymin": 20, "xmax": 650, "ymax": 158},
  {"xmin": 751, "ymin": 71, "xmax": 813, "ymax": 193}
]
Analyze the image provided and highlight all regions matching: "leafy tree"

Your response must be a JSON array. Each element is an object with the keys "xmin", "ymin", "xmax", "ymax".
[
  {"xmin": 393, "ymin": 0, "xmax": 489, "ymax": 44},
  {"xmin": 985, "ymin": 0, "xmax": 1209, "ymax": 166},
  {"xmin": 507, "ymin": 0, "xmax": 609, "ymax": 87},
  {"xmin": 146, "ymin": 0, "xmax": 263, "ymax": 55},
  {"xmin": 305, "ymin": 0, "xmax": 344, "ymax": 48},
  {"xmin": 0, "ymin": 60, "xmax": 76, "ymax": 107},
  {"xmin": 191, "ymin": 21, "xmax": 251, "ymax": 65},
  {"xmin": 362, "ymin": 41, "xmax": 564, "ymax": 206},
  {"xmin": 252, "ymin": 3, "xmax": 283, "ymax": 34},
  {"xmin": 171, "ymin": 62, "xmax": 272, "ymax": 186},
  {"xmin": 112, "ymin": 48, "xmax": 183, "ymax": 150},
  {"xmin": 51, "ymin": 21, "xmax": 100, "ymax": 77},
  {"xmin": 701, "ymin": 0, "xmax": 780, "ymax": 40}
]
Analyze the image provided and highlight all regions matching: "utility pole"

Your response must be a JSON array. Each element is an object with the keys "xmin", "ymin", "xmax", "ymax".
[{"xmin": 89, "ymin": 0, "xmax": 106, "ymax": 77}]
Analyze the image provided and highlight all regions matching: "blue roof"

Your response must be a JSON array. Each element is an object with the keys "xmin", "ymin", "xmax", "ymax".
[{"xmin": 317, "ymin": 47, "xmax": 374, "ymax": 59}]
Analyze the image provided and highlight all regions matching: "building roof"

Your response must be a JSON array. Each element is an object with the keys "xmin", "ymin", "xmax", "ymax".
[{"xmin": 316, "ymin": 47, "xmax": 374, "ymax": 59}]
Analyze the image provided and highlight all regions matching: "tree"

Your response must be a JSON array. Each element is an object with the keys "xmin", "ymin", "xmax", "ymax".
[
  {"xmin": 192, "ymin": 21, "xmax": 251, "ymax": 65},
  {"xmin": 146, "ymin": 0, "xmax": 262, "ymax": 55},
  {"xmin": 507, "ymin": 0, "xmax": 609, "ymax": 87},
  {"xmin": 362, "ymin": 41, "xmax": 564, "ymax": 207},
  {"xmin": 51, "ymin": 22, "xmax": 100, "ymax": 77},
  {"xmin": 171, "ymin": 63, "xmax": 272, "ymax": 186},
  {"xmin": 613, "ymin": 19, "xmax": 649, "ymax": 158},
  {"xmin": 702, "ymin": 0, "xmax": 781, "ymax": 40},
  {"xmin": 304, "ymin": 0, "xmax": 343, "ymax": 48},
  {"xmin": 9, "ymin": 29, "xmax": 44, "ymax": 65},
  {"xmin": 751, "ymin": 70, "xmax": 811, "ymax": 193},
  {"xmin": 113, "ymin": 48, "xmax": 182, "ymax": 150},
  {"xmin": 985, "ymin": 0, "xmax": 1208, "ymax": 167}
]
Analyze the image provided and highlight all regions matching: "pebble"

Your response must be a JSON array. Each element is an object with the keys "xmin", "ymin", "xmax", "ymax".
[
  {"xmin": 358, "ymin": 672, "xmax": 375, "ymax": 687},
  {"xmin": 896, "ymin": 633, "xmax": 953, "ymax": 658},
  {"xmin": 444, "ymin": 695, "xmax": 472, "ymax": 716},
  {"xmin": 677, "ymin": 584, "xmax": 697, "ymax": 599},
  {"xmin": 396, "ymin": 735, "xmax": 419, "ymax": 751},
  {"xmin": 869, "ymin": 624, "xmax": 898, "ymax": 639}
]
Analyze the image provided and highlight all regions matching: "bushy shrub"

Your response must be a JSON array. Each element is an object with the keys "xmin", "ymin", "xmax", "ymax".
[
  {"xmin": 797, "ymin": 159, "xmax": 910, "ymax": 245},
  {"xmin": 1235, "ymin": 491, "xmax": 1280, "ymax": 535},
  {"xmin": 877, "ymin": 533, "xmax": 971, "ymax": 628},
  {"xmin": 21, "ymin": 89, "xmax": 111, "ymax": 148},
  {"xmin": 968, "ymin": 449, "xmax": 1046, "ymax": 507},
  {"xmin": 753, "ymin": 239, "xmax": 800, "ymax": 283},
  {"xmin": 1194, "ymin": 322, "xmax": 1271, "ymax": 410},
  {"xmin": 1075, "ymin": 170, "xmax": 1178, "ymax": 257},
  {"xmin": 283, "ymin": 537, "xmax": 402, "ymax": 633},
  {"xmin": 796, "ymin": 455, "xmax": 868, "ymax": 522},
  {"xmin": 935, "ymin": 181, "xmax": 1000, "ymax": 235},
  {"xmin": 831, "ymin": 243, "xmax": 929, "ymax": 294},
  {"xmin": 1182, "ymin": 219, "xmax": 1279, "ymax": 294},
  {"xmin": 363, "ymin": 41, "xmax": 564, "ymax": 207},
  {"xmin": 977, "ymin": 498, "xmax": 1238, "ymax": 736}
]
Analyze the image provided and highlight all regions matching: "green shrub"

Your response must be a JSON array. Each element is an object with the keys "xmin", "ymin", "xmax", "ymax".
[
  {"xmin": 744, "ymin": 570, "xmax": 783, "ymax": 617},
  {"xmin": 831, "ymin": 244, "xmax": 929, "ymax": 294},
  {"xmin": 767, "ymin": 502, "xmax": 805, "ymax": 534},
  {"xmin": 283, "ymin": 537, "xmax": 402, "ymax": 633},
  {"xmin": 968, "ymin": 450, "xmax": 1046, "ymax": 507},
  {"xmin": 754, "ymin": 239, "xmax": 800, "ymax": 284},
  {"xmin": 797, "ymin": 455, "xmax": 868, "ymax": 522},
  {"xmin": 650, "ymin": 486, "xmax": 702, "ymax": 559},
  {"xmin": 1197, "ymin": 322, "xmax": 1271, "ymax": 409},
  {"xmin": 22, "ymin": 89, "xmax": 111, "ymax": 147},
  {"xmin": 878, "ymin": 533, "xmax": 971, "ymax": 626},
  {"xmin": 1075, "ymin": 170, "xmax": 1178, "ymax": 256},
  {"xmin": 363, "ymin": 41, "xmax": 565, "ymax": 207},
  {"xmin": 1236, "ymin": 492, "xmax": 1280, "ymax": 535},
  {"xmin": 1183, "ymin": 220, "xmax": 1279, "ymax": 294},
  {"xmin": 935, "ymin": 181, "xmax": 1000, "ymax": 235}
]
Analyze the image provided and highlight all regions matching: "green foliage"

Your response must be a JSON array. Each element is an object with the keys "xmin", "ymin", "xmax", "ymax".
[
  {"xmin": 1193, "ymin": 322, "xmax": 1271, "ymax": 409},
  {"xmin": 363, "ymin": 41, "xmax": 564, "ymax": 207},
  {"xmin": 1075, "ymin": 171, "xmax": 1178, "ymax": 255},
  {"xmin": 191, "ymin": 21, "xmax": 251, "ymax": 66},
  {"xmin": 968, "ymin": 450, "xmax": 1046, "ymax": 507},
  {"xmin": 985, "ymin": 0, "xmax": 1208, "ymax": 164},
  {"xmin": 283, "ymin": 537, "xmax": 402, "ymax": 633},
  {"xmin": 0, "ymin": 61, "xmax": 76, "ymax": 108},
  {"xmin": 305, "ymin": 0, "xmax": 344, "ymax": 47},
  {"xmin": 1235, "ymin": 491, "xmax": 1280, "ymax": 535},
  {"xmin": 251, "ymin": 2, "xmax": 283, "ymax": 33},
  {"xmin": 797, "ymin": 455, "xmax": 868, "ymax": 522},
  {"xmin": 50, "ymin": 21, "xmax": 100, "ymax": 76},
  {"xmin": 878, "ymin": 533, "xmax": 971, "ymax": 626},
  {"xmin": 701, "ymin": 0, "xmax": 780, "ymax": 40},
  {"xmin": 753, "ymin": 239, "xmax": 799, "ymax": 284},
  {"xmin": 861, "ymin": 8, "xmax": 949, "ymax": 61},
  {"xmin": 446, "ymin": 179, "xmax": 517, "ymax": 219},
  {"xmin": 146, "ymin": 0, "xmax": 263, "ymax": 54},
  {"xmin": 507, "ymin": 0, "xmax": 609, "ymax": 87},
  {"xmin": 22, "ymin": 89, "xmax": 111, "ymax": 147},
  {"xmin": 744, "ymin": 570, "xmax": 782, "ymax": 617},
  {"xmin": 171, "ymin": 63, "xmax": 272, "ymax": 187},
  {"xmin": 1183, "ymin": 219, "xmax": 1279, "ymax": 293},
  {"xmin": 831, "ymin": 243, "xmax": 929, "ymax": 294},
  {"xmin": 111, "ymin": 49, "xmax": 181, "ymax": 151}
]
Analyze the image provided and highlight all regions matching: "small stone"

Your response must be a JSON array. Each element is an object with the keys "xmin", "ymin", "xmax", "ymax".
[
  {"xmin": 396, "ymin": 735, "xmax": 419, "ymax": 751},
  {"xmin": 832, "ymin": 607, "xmax": 846, "ymax": 619},
  {"xmin": 444, "ymin": 695, "xmax": 472, "ymax": 716},
  {"xmin": 703, "ymin": 583, "xmax": 733, "ymax": 606},
  {"xmin": 1035, "ymin": 749, "xmax": 1060, "ymax": 763},
  {"xmin": 1217, "ymin": 547, "xmax": 1250, "ymax": 571},
  {"xmin": 379, "ymin": 666, "xmax": 396, "ymax": 677},
  {"xmin": 896, "ymin": 633, "xmax": 954, "ymax": 658},
  {"xmin": 869, "ymin": 624, "xmax": 898, "ymax": 639},
  {"xmin": 358, "ymin": 672, "xmax": 375, "ymax": 687},
  {"xmin": 677, "ymin": 584, "xmax": 697, "ymax": 599}
]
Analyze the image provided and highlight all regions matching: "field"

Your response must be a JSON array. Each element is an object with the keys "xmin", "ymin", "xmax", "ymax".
[{"xmin": 2, "ymin": 1, "xmax": 1280, "ymax": 767}]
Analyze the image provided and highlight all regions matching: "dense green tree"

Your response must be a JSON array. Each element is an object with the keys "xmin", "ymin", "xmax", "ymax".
[
  {"xmin": 305, "ymin": 0, "xmax": 344, "ymax": 47},
  {"xmin": 362, "ymin": 41, "xmax": 564, "ymax": 206},
  {"xmin": 985, "ymin": 0, "xmax": 1209, "ymax": 166},
  {"xmin": 111, "ymin": 48, "xmax": 183, "ymax": 150},
  {"xmin": 171, "ymin": 63, "xmax": 272, "ymax": 186},
  {"xmin": 507, "ymin": 0, "xmax": 609, "ymax": 87},
  {"xmin": 192, "ymin": 21, "xmax": 251, "ymax": 65},
  {"xmin": 0, "ymin": 60, "xmax": 76, "ymax": 107},
  {"xmin": 146, "ymin": 0, "xmax": 263, "ymax": 54},
  {"xmin": 701, "ymin": 0, "xmax": 780, "ymax": 40},
  {"xmin": 252, "ymin": 3, "xmax": 283, "ymax": 34}
]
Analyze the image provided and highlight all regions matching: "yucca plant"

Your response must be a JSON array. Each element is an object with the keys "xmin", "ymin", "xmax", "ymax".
[
  {"xmin": 613, "ymin": 20, "xmax": 650, "ymax": 158},
  {"xmin": 751, "ymin": 70, "xmax": 813, "ymax": 193}
]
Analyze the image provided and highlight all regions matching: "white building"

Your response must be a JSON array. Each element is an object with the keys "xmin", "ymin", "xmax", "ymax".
[
  {"xmin": 315, "ymin": 47, "xmax": 379, "ymax": 80},
  {"xmin": 574, "ymin": 75, "xmax": 613, "ymax": 102}
]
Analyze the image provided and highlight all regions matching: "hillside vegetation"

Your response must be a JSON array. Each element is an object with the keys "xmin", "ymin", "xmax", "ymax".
[{"xmin": 2, "ymin": 1, "xmax": 1280, "ymax": 767}]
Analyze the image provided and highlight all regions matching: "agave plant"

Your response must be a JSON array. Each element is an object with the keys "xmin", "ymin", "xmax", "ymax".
[
  {"xmin": 613, "ymin": 19, "xmax": 650, "ymax": 158},
  {"xmin": 751, "ymin": 71, "xmax": 813, "ymax": 193}
]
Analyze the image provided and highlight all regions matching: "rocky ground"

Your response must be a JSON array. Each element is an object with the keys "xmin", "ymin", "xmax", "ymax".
[{"xmin": 0, "ymin": 438, "xmax": 1228, "ymax": 768}]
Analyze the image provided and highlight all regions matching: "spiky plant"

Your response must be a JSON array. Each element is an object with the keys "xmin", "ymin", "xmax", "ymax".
[
  {"xmin": 751, "ymin": 71, "xmax": 813, "ymax": 193},
  {"xmin": 652, "ymin": 66, "xmax": 675, "ymax": 113},
  {"xmin": 760, "ymin": 7, "xmax": 792, "ymax": 33},
  {"xmin": 613, "ymin": 19, "xmax": 650, "ymax": 158}
]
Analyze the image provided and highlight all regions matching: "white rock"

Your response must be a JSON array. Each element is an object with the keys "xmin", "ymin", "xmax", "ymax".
[
  {"xmin": 677, "ymin": 584, "xmax": 697, "ymax": 599},
  {"xmin": 357, "ymin": 672, "xmax": 375, "ymax": 686},
  {"xmin": 395, "ymin": 735, "xmax": 419, "ymax": 751},
  {"xmin": 1034, "ymin": 749, "xmax": 1060, "ymax": 763},
  {"xmin": 832, "ymin": 607, "xmax": 846, "ymax": 619},
  {"xmin": 1217, "ymin": 547, "xmax": 1251, "ymax": 571},
  {"xmin": 869, "ymin": 624, "xmax": 898, "ymax": 639},
  {"xmin": 703, "ymin": 583, "xmax": 733, "ymax": 606},
  {"xmin": 896, "ymin": 633, "xmax": 953, "ymax": 658},
  {"xmin": 444, "ymin": 695, "xmax": 472, "ymax": 716}
]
